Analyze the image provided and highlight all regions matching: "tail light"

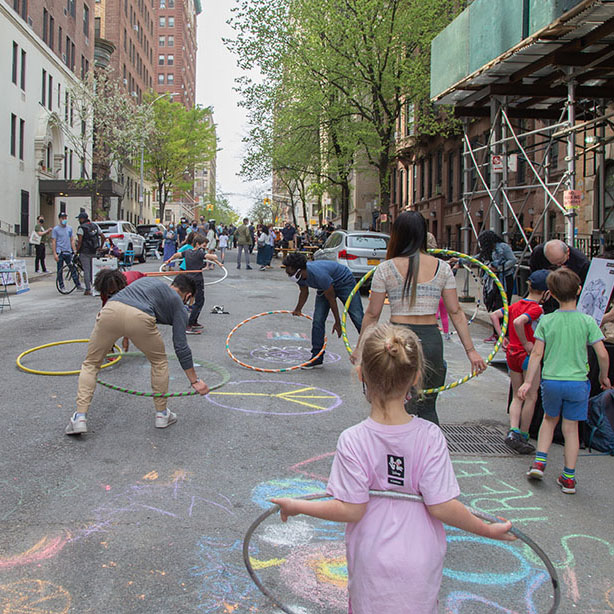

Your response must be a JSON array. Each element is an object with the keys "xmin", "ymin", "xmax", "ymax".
[
  {"xmin": 338, "ymin": 249, "xmax": 358, "ymax": 260},
  {"xmin": 110, "ymin": 234, "xmax": 124, "ymax": 240}
]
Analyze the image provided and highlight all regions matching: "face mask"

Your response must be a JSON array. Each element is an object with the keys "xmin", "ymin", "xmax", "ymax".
[
  {"xmin": 291, "ymin": 269, "xmax": 302, "ymax": 282},
  {"xmin": 61, "ymin": 219, "xmax": 67, "ymax": 226},
  {"xmin": 169, "ymin": 224, "xmax": 174, "ymax": 229}
]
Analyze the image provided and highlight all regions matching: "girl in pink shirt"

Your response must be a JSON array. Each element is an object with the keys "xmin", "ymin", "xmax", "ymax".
[{"xmin": 272, "ymin": 323, "xmax": 514, "ymax": 613}]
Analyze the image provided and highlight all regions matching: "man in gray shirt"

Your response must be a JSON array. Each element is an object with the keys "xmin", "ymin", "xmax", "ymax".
[{"xmin": 65, "ymin": 276, "xmax": 210, "ymax": 435}]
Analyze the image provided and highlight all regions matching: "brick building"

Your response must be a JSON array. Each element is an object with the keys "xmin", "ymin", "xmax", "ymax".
[{"xmin": 153, "ymin": 0, "xmax": 199, "ymax": 108}]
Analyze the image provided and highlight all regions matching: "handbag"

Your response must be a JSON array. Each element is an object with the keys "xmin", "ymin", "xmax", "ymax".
[{"xmin": 29, "ymin": 229, "xmax": 41, "ymax": 245}]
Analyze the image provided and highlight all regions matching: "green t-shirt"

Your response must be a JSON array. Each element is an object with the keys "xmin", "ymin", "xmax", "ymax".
[{"xmin": 534, "ymin": 310, "xmax": 604, "ymax": 381}]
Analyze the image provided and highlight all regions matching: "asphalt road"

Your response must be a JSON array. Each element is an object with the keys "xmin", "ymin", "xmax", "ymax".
[{"xmin": 1, "ymin": 254, "xmax": 613, "ymax": 614}]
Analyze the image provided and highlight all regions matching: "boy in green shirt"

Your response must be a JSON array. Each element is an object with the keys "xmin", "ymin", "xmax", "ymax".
[{"xmin": 519, "ymin": 267, "xmax": 611, "ymax": 494}]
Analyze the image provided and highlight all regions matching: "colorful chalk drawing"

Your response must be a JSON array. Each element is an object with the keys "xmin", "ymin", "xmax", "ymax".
[
  {"xmin": 205, "ymin": 380, "xmax": 342, "ymax": 416},
  {"xmin": 266, "ymin": 331, "xmax": 309, "ymax": 341},
  {"xmin": 0, "ymin": 532, "xmax": 70, "ymax": 570},
  {"xmin": 249, "ymin": 346, "xmax": 341, "ymax": 365},
  {"xmin": 0, "ymin": 579, "xmax": 71, "ymax": 614}
]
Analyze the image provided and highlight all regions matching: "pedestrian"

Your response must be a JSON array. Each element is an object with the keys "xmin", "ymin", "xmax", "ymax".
[
  {"xmin": 176, "ymin": 218, "xmax": 188, "ymax": 245},
  {"xmin": 282, "ymin": 252, "xmax": 364, "ymax": 369},
  {"xmin": 281, "ymin": 222, "xmax": 296, "ymax": 249},
  {"xmin": 477, "ymin": 230, "xmax": 517, "ymax": 342},
  {"xmin": 183, "ymin": 233, "xmax": 221, "ymax": 334},
  {"xmin": 206, "ymin": 222, "xmax": 217, "ymax": 270},
  {"xmin": 353, "ymin": 211, "xmax": 486, "ymax": 425},
  {"xmin": 266, "ymin": 224, "xmax": 276, "ymax": 268},
  {"xmin": 34, "ymin": 215, "xmax": 52, "ymax": 273},
  {"xmin": 76, "ymin": 211, "xmax": 103, "ymax": 295},
  {"xmin": 162, "ymin": 223, "xmax": 177, "ymax": 267},
  {"xmin": 64, "ymin": 275, "xmax": 210, "ymax": 436},
  {"xmin": 51, "ymin": 212, "xmax": 83, "ymax": 292},
  {"xmin": 217, "ymin": 230, "xmax": 228, "ymax": 264},
  {"xmin": 257, "ymin": 225, "xmax": 270, "ymax": 270},
  {"xmin": 164, "ymin": 231, "xmax": 200, "ymax": 271},
  {"xmin": 427, "ymin": 233, "xmax": 450, "ymax": 341},
  {"xmin": 519, "ymin": 268, "xmax": 611, "ymax": 494},
  {"xmin": 271, "ymin": 323, "xmax": 514, "ymax": 614},
  {"xmin": 236, "ymin": 217, "xmax": 253, "ymax": 270},
  {"xmin": 491, "ymin": 269, "xmax": 550, "ymax": 453},
  {"xmin": 248, "ymin": 221, "xmax": 256, "ymax": 254}
]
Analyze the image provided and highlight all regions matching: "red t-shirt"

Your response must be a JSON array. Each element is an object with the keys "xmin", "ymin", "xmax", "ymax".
[
  {"xmin": 504, "ymin": 299, "xmax": 543, "ymax": 351},
  {"xmin": 101, "ymin": 271, "xmax": 146, "ymax": 306}
]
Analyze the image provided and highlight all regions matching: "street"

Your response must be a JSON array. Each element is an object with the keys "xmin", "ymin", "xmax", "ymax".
[{"xmin": 1, "ymin": 259, "xmax": 613, "ymax": 614}]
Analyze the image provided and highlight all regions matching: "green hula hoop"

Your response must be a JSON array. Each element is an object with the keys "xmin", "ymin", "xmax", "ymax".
[
  {"xmin": 341, "ymin": 249, "xmax": 508, "ymax": 395},
  {"xmin": 96, "ymin": 352, "xmax": 230, "ymax": 398}
]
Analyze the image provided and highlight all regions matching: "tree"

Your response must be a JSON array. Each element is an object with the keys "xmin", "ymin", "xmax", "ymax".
[
  {"xmin": 144, "ymin": 97, "xmax": 217, "ymax": 223},
  {"xmin": 248, "ymin": 191, "xmax": 284, "ymax": 226},
  {"xmin": 230, "ymin": 0, "xmax": 460, "ymax": 219},
  {"xmin": 54, "ymin": 67, "xmax": 153, "ymax": 218},
  {"xmin": 202, "ymin": 192, "xmax": 240, "ymax": 227}
]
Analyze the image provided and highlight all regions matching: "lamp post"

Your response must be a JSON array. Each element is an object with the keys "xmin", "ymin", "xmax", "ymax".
[{"xmin": 139, "ymin": 92, "xmax": 178, "ymax": 222}]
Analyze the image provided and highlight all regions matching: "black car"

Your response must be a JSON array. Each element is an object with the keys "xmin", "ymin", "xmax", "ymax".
[{"xmin": 137, "ymin": 224, "xmax": 165, "ymax": 255}]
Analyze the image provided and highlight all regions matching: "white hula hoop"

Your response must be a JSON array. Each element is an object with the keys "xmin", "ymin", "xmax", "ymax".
[{"xmin": 158, "ymin": 261, "xmax": 228, "ymax": 286}]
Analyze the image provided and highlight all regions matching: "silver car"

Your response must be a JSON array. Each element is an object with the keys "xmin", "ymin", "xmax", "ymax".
[
  {"xmin": 96, "ymin": 221, "xmax": 147, "ymax": 263},
  {"xmin": 313, "ymin": 230, "xmax": 389, "ymax": 288}
]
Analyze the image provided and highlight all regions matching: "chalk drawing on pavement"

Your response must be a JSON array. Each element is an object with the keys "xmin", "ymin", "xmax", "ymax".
[
  {"xmin": 0, "ymin": 579, "xmax": 72, "ymax": 614},
  {"xmin": 249, "ymin": 345, "xmax": 341, "ymax": 365}
]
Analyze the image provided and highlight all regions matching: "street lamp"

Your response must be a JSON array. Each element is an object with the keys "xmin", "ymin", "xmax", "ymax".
[{"xmin": 139, "ymin": 92, "xmax": 178, "ymax": 221}]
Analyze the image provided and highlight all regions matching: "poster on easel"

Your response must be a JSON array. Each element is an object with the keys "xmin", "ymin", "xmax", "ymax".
[
  {"xmin": 13, "ymin": 260, "xmax": 29, "ymax": 294},
  {"xmin": 92, "ymin": 257, "xmax": 118, "ymax": 296},
  {"xmin": 577, "ymin": 258, "xmax": 614, "ymax": 325}
]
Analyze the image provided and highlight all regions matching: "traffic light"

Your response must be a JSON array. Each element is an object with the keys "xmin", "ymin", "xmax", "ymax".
[{"xmin": 264, "ymin": 198, "xmax": 271, "ymax": 206}]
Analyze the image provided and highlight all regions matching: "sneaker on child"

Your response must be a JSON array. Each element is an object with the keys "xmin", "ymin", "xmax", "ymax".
[
  {"xmin": 526, "ymin": 461, "xmax": 546, "ymax": 480},
  {"xmin": 65, "ymin": 412, "xmax": 87, "ymax": 435},
  {"xmin": 557, "ymin": 475, "xmax": 576, "ymax": 494},
  {"xmin": 155, "ymin": 409, "xmax": 177, "ymax": 429}
]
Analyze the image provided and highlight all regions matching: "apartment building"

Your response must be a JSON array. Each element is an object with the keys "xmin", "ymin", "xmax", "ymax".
[{"xmin": 0, "ymin": 0, "xmax": 96, "ymax": 257}]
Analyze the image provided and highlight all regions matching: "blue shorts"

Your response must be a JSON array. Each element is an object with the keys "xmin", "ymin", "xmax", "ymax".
[{"xmin": 540, "ymin": 379, "xmax": 590, "ymax": 421}]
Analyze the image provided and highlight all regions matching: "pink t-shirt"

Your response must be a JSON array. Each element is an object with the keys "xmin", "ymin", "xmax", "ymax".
[{"xmin": 326, "ymin": 417, "xmax": 460, "ymax": 614}]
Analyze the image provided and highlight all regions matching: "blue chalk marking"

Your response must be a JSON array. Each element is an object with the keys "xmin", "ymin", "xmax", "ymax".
[{"xmin": 251, "ymin": 477, "xmax": 327, "ymax": 510}]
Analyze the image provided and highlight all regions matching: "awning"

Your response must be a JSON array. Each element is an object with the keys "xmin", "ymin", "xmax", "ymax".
[{"xmin": 39, "ymin": 179, "xmax": 125, "ymax": 198}]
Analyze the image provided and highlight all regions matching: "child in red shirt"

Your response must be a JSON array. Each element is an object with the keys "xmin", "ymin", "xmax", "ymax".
[{"xmin": 491, "ymin": 269, "xmax": 550, "ymax": 453}]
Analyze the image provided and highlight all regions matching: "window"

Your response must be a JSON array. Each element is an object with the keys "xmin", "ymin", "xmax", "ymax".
[
  {"xmin": 168, "ymin": 0, "xmax": 174, "ymax": 6},
  {"xmin": 70, "ymin": 96, "xmax": 74, "ymax": 126},
  {"xmin": 48, "ymin": 74, "xmax": 53, "ymax": 110},
  {"xmin": 158, "ymin": 73, "xmax": 164, "ymax": 84},
  {"xmin": 159, "ymin": 0, "xmax": 165, "ymax": 6},
  {"xmin": 83, "ymin": 3, "xmax": 89, "ymax": 35},
  {"xmin": 67, "ymin": 0, "xmax": 75, "ymax": 18},
  {"xmin": 41, "ymin": 69, "xmax": 46, "ymax": 106},
  {"xmin": 167, "ymin": 35, "xmax": 174, "ymax": 46},
  {"xmin": 63, "ymin": 147, "xmax": 68, "ymax": 179},
  {"xmin": 158, "ymin": 54, "xmax": 164, "ymax": 65},
  {"xmin": 65, "ymin": 35, "xmax": 70, "ymax": 65},
  {"xmin": 12, "ymin": 42, "xmax": 18, "ymax": 84},
  {"xmin": 69, "ymin": 149, "xmax": 73, "ymax": 179},
  {"xmin": 159, "ymin": 35, "xmax": 165, "ymax": 46},
  {"xmin": 159, "ymin": 16, "xmax": 165, "ymax": 27},
  {"xmin": 167, "ymin": 54, "xmax": 173, "ymax": 66},
  {"xmin": 57, "ymin": 83, "xmax": 61, "ymax": 109},
  {"xmin": 167, "ymin": 73, "xmax": 174, "ymax": 84},
  {"xmin": 58, "ymin": 27, "xmax": 62, "ymax": 53},
  {"xmin": 19, "ymin": 119, "xmax": 25, "ymax": 160},
  {"xmin": 49, "ymin": 16, "xmax": 54, "ymax": 48},
  {"xmin": 168, "ymin": 16, "xmax": 174, "ymax": 27},
  {"xmin": 447, "ymin": 152, "xmax": 455, "ymax": 202},
  {"xmin": 20, "ymin": 50, "xmax": 26, "ymax": 90},
  {"xmin": 43, "ymin": 9, "xmax": 49, "ymax": 43},
  {"xmin": 405, "ymin": 101, "xmax": 414, "ymax": 136},
  {"xmin": 64, "ymin": 91, "xmax": 69, "ymax": 121},
  {"xmin": 10, "ymin": 114, "xmax": 16, "ymax": 156}
]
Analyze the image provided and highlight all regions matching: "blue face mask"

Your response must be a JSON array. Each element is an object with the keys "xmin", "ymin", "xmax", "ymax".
[
  {"xmin": 169, "ymin": 224, "xmax": 174, "ymax": 229},
  {"xmin": 61, "ymin": 219, "xmax": 67, "ymax": 226}
]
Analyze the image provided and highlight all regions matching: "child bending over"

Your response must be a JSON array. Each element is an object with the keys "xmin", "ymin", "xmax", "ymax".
[
  {"xmin": 519, "ymin": 268, "xmax": 611, "ymax": 494},
  {"xmin": 272, "ymin": 323, "xmax": 513, "ymax": 614}
]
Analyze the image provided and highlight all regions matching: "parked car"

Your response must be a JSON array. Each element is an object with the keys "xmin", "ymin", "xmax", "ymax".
[
  {"xmin": 313, "ymin": 230, "xmax": 389, "ymax": 292},
  {"xmin": 96, "ymin": 221, "xmax": 146, "ymax": 263},
  {"xmin": 137, "ymin": 223, "xmax": 165, "ymax": 256}
]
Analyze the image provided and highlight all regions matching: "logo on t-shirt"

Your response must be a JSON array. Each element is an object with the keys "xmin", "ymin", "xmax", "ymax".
[{"xmin": 387, "ymin": 454, "xmax": 405, "ymax": 486}]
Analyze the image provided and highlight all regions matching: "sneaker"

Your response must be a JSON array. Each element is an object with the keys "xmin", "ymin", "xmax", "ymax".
[
  {"xmin": 484, "ymin": 334, "xmax": 497, "ymax": 343},
  {"xmin": 191, "ymin": 323, "xmax": 204, "ymax": 329},
  {"xmin": 505, "ymin": 430, "xmax": 536, "ymax": 454},
  {"xmin": 236, "ymin": 265, "xmax": 241, "ymax": 269},
  {"xmin": 246, "ymin": 266, "xmax": 253, "ymax": 270},
  {"xmin": 185, "ymin": 326, "xmax": 202, "ymax": 335},
  {"xmin": 75, "ymin": 286, "xmax": 85, "ymax": 292},
  {"xmin": 301, "ymin": 357, "xmax": 324, "ymax": 370},
  {"xmin": 527, "ymin": 461, "xmax": 546, "ymax": 480},
  {"xmin": 557, "ymin": 475, "xmax": 576, "ymax": 494},
  {"xmin": 65, "ymin": 412, "xmax": 87, "ymax": 435},
  {"xmin": 84, "ymin": 290, "xmax": 92, "ymax": 296},
  {"xmin": 155, "ymin": 409, "xmax": 177, "ymax": 429}
]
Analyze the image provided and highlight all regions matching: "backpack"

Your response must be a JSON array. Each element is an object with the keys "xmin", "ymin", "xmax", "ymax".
[
  {"xmin": 80, "ymin": 222, "xmax": 101, "ymax": 253},
  {"xmin": 585, "ymin": 389, "xmax": 614, "ymax": 454}
]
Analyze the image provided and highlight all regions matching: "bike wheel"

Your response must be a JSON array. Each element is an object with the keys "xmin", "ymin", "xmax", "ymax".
[{"xmin": 56, "ymin": 265, "xmax": 74, "ymax": 294}]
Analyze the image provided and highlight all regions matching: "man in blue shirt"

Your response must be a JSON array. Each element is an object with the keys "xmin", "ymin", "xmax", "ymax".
[
  {"xmin": 51, "ymin": 211, "xmax": 82, "ymax": 292},
  {"xmin": 283, "ymin": 252, "xmax": 363, "ymax": 368}
]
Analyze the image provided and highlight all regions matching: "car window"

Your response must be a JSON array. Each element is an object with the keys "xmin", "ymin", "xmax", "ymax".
[
  {"xmin": 324, "ymin": 232, "xmax": 343, "ymax": 249},
  {"xmin": 97, "ymin": 222, "xmax": 119, "ymax": 234},
  {"xmin": 347, "ymin": 236, "xmax": 388, "ymax": 249},
  {"xmin": 125, "ymin": 223, "xmax": 137, "ymax": 234}
]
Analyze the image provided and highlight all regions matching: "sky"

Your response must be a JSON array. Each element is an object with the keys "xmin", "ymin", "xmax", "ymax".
[{"xmin": 195, "ymin": 1, "xmax": 266, "ymax": 216}]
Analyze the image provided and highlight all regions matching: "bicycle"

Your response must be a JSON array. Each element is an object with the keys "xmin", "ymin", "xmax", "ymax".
[{"xmin": 56, "ymin": 254, "xmax": 84, "ymax": 294}]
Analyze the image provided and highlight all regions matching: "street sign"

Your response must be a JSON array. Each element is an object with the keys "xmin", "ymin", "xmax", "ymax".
[
  {"xmin": 491, "ymin": 154, "xmax": 504, "ymax": 173},
  {"xmin": 310, "ymin": 219, "xmax": 318, "ymax": 225},
  {"xmin": 563, "ymin": 190, "xmax": 582, "ymax": 210}
]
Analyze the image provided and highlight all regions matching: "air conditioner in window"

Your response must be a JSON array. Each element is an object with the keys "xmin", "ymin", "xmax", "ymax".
[
  {"xmin": 123, "ymin": 78, "xmax": 128, "ymax": 85},
  {"xmin": 133, "ymin": 24, "xmax": 139, "ymax": 31}
]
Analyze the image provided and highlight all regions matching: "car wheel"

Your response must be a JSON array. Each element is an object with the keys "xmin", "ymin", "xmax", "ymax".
[{"xmin": 137, "ymin": 247, "xmax": 146, "ymax": 263}]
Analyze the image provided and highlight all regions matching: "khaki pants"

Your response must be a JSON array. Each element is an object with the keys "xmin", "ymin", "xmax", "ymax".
[{"xmin": 76, "ymin": 302, "xmax": 169, "ymax": 413}]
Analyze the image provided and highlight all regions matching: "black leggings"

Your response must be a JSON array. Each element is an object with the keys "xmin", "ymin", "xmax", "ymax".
[{"xmin": 393, "ymin": 323, "xmax": 446, "ymax": 425}]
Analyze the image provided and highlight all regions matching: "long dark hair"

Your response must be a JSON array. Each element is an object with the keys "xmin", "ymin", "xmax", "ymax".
[
  {"xmin": 386, "ymin": 211, "xmax": 428, "ymax": 305},
  {"xmin": 478, "ymin": 230, "xmax": 504, "ymax": 262}
]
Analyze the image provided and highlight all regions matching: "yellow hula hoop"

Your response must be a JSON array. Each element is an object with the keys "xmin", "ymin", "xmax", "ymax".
[
  {"xmin": 16, "ymin": 339, "xmax": 122, "ymax": 376},
  {"xmin": 341, "ymin": 249, "xmax": 508, "ymax": 395}
]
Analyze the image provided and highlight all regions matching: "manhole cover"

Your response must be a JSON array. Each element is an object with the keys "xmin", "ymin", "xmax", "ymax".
[{"xmin": 441, "ymin": 423, "xmax": 518, "ymax": 456}]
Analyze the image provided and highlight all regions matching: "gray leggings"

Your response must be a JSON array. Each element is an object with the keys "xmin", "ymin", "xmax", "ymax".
[{"xmin": 393, "ymin": 323, "xmax": 446, "ymax": 425}]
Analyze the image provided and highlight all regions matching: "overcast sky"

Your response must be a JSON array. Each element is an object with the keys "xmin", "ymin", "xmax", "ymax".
[{"xmin": 196, "ymin": 1, "xmax": 266, "ymax": 216}]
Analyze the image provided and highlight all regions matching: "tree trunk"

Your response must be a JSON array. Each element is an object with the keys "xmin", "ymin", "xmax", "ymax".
[
  {"xmin": 378, "ymin": 158, "xmax": 391, "ymax": 232},
  {"xmin": 341, "ymin": 180, "xmax": 350, "ymax": 230}
]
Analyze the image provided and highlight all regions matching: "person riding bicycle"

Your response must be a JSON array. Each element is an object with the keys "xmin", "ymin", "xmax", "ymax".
[
  {"xmin": 52, "ymin": 211, "xmax": 83, "ymax": 293},
  {"xmin": 76, "ymin": 211, "xmax": 102, "ymax": 295}
]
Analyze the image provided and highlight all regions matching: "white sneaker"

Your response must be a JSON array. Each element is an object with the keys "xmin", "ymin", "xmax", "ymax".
[
  {"xmin": 155, "ymin": 409, "xmax": 177, "ymax": 429},
  {"xmin": 65, "ymin": 412, "xmax": 87, "ymax": 435}
]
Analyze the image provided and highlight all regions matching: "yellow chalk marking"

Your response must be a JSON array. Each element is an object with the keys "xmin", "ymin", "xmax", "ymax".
[
  {"xmin": 249, "ymin": 556, "xmax": 286, "ymax": 570},
  {"xmin": 209, "ymin": 386, "xmax": 337, "ymax": 411}
]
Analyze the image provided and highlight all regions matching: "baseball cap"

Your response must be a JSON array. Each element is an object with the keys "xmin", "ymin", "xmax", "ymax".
[
  {"xmin": 58, "ymin": 211, "xmax": 68, "ymax": 218},
  {"xmin": 77, "ymin": 212, "xmax": 89, "ymax": 220},
  {"xmin": 528, "ymin": 269, "xmax": 550, "ymax": 291}
]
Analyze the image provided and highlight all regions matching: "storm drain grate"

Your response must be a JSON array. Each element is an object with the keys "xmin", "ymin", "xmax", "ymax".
[{"xmin": 441, "ymin": 423, "xmax": 518, "ymax": 456}]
